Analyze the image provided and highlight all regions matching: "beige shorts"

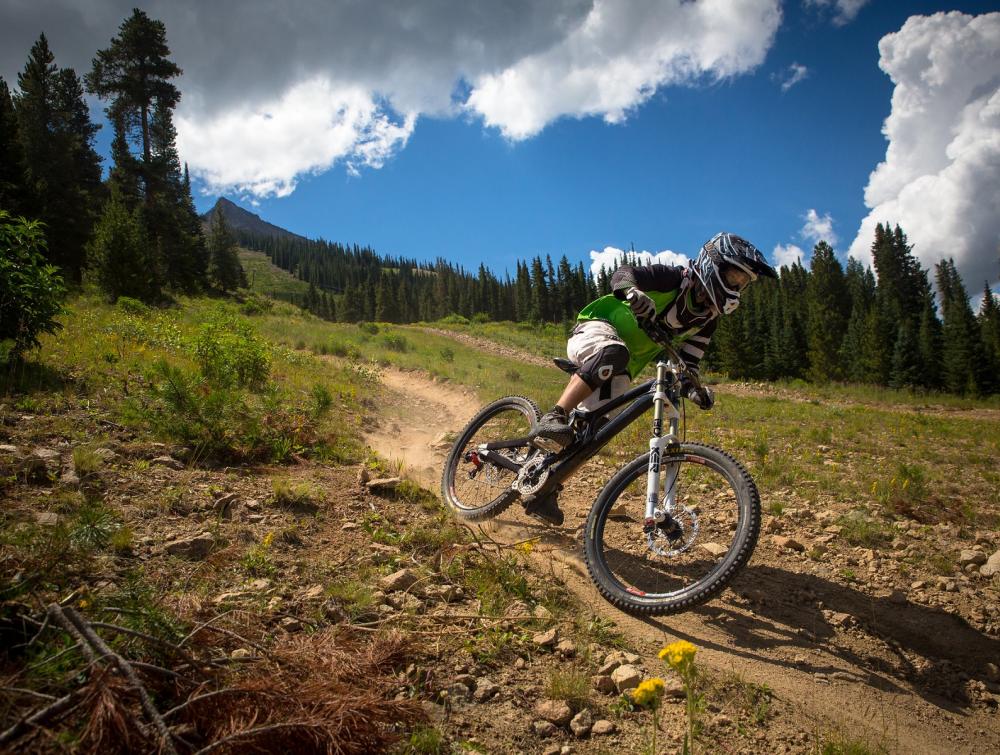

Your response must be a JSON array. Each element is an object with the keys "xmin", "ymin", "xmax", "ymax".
[{"xmin": 567, "ymin": 321, "xmax": 632, "ymax": 413}]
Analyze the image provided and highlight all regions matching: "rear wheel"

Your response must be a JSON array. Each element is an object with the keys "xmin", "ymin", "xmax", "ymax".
[
  {"xmin": 441, "ymin": 396, "xmax": 541, "ymax": 521},
  {"xmin": 583, "ymin": 443, "xmax": 760, "ymax": 615}
]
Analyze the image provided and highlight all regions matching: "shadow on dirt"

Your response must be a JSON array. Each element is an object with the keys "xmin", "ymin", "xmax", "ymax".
[
  {"xmin": 488, "ymin": 513, "xmax": 999, "ymax": 713},
  {"xmin": 643, "ymin": 564, "xmax": 999, "ymax": 713}
]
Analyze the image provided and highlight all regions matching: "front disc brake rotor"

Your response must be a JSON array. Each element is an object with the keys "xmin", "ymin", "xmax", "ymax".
[{"xmin": 646, "ymin": 505, "xmax": 699, "ymax": 556}]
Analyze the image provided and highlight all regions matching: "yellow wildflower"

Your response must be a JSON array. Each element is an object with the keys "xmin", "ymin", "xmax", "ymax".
[
  {"xmin": 659, "ymin": 639, "xmax": 697, "ymax": 669},
  {"xmin": 262, "ymin": 531, "xmax": 275, "ymax": 548},
  {"xmin": 516, "ymin": 539, "xmax": 538, "ymax": 555},
  {"xmin": 631, "ymin": 677, "xmax": 665, "ymax": 707}
]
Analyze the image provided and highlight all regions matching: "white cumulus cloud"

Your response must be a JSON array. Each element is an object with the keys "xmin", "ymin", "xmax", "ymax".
[
  {"xmin": 176, "ymin": 79, "xmax": 415, "ymax": 197},
  {"xmin": 465, "ymin": 0, "xmax": 782, "ymax": 140},
  {"xmin": 0, "ymin": 0, "xmax": 782, "ymax": 198},
  {"xmin": 801, "ymin": 208, "xmax": 838, "ymax": 246},
  {"xmin": 803, "ymin": 0, "xmax": 870, "ymax": 26},
  {"xmin": 588, "ymin": 246, "xmax": 690, "ymax": 281},
  {"xmin": 847, "ymin": 12, "xmax": 1000, "ymax": 290},
  {"xmin": 773, "ymin": 243, "xmax": 806, "ymax": 268}
]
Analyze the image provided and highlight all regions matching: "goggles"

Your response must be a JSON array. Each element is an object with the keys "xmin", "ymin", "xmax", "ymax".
[{"xmin": 719, "ymin": 263, "xmax": 753, "ymax": 292}]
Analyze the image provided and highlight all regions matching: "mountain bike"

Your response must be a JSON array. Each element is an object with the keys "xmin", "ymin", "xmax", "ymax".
[{"xmin": 441, "ymin": 322, "xmax": 761, "ymax": 616}]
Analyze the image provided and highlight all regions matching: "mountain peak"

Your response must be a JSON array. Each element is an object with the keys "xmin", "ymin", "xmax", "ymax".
[{"xmin": 201, "ymin": 198, "xmax": 306, "ymax": 241}]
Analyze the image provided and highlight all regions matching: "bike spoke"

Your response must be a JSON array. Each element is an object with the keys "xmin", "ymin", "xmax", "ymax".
[
  {"xmin": 449, "ymin": 405, "xmax": 534, "ymax": 511},
  {"xmin": 599, "ymin": 458, "xmax": 742, "ymax": 599}
]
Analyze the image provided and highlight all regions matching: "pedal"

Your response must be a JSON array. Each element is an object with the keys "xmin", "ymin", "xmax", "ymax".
[{"xmin": 531, "ymin": 436, "xmax": 565, "ymax": 453}]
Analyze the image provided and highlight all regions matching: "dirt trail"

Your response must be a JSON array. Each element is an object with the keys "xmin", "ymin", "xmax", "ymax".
[{"xmin": 366, "ymin": 360, "xmax": 1000, "ymax": 754}]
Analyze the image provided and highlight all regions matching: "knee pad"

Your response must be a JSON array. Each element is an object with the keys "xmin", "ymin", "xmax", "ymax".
[{"xmin": 577, "ymin": 344, "xmax": 629, "ymax": 389}]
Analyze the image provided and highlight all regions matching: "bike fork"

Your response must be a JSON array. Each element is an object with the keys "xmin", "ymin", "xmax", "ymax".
[{"xmin": 644, "ymin": 362, "xmax": 680, "ymax": 529}]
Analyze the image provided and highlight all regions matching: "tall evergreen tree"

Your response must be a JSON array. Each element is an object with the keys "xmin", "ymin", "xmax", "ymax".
[
  {"xmin": 87, "ymin": 9, "xmax": 203, "ymax": 292},
  {"xmin": 14, "ymin": 35, "xmax": 102, "ymax": 282},
  {"xmin": 805, "ymin": 241, "xmax": 848, "ymax": 381},
  {"xmin": 206, "ymin": 210, "xmax": 244, "ymax": 292},
  {"xmin": 88, "ymin": 189, "xmax": 158, "ymax": 302},
  {"xmin": 0, "ymin": 78, "xmax": 27, "ymax": 213},
  {"xmin": 889, "ymin": 321, "xmax": 921, "ymax": 389},
  {"xmin": 936, "ymin": 259, "xmax": 985, "ymax": 395}
]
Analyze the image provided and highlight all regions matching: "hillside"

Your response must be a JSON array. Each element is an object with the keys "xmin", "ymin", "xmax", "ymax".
[{"xmin": 3, "ymin": 292, "xmax": 998, "ymax": 753}]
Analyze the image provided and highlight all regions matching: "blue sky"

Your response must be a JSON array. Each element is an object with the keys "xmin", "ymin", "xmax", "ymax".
[{"xmin": 3, "ymin": 1, "xmax": 998, "ymax": 291}]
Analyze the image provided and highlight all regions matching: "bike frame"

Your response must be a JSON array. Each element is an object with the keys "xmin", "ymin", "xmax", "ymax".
[{"xmin": 477, "ymin": 355, "xmax": 687, "ymax": 526}]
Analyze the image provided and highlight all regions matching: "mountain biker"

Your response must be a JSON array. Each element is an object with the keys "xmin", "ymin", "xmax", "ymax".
[{"xmin": 525, "ymin": 232, "xmax": 777, "ymax": 523}]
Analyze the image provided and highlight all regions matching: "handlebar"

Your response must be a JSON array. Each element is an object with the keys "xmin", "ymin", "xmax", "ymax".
[{"xmin": 637, "ymin": 319, "xmax": 704, "ymax": 394}]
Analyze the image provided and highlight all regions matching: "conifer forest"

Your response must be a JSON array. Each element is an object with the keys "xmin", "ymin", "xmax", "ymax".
[{"xmin": 2, "ymin": 8, "xmax": 999, "ymax": 396}]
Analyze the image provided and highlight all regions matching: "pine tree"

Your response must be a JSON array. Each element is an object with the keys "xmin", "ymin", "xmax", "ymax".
[
  {"xmin": 889, "ymin": 321, "xmax": 921, "ymax": 389},
  {"xmin": 936, "ymin": 259, "xmax": 984, "ymax": 395},
  {"xmin": 206, "ymin": 210, "xmax": 244, "ymax": 292},
  {"xmin": 87, "ymin": 10, "xmax": 202, "ymax": 292},
  {"xmin": 0, "ymin": 78, "xmax": 27, "ymax": 213},
  {"xmin": 805, "ymin": 241, "xmax": 848, "ymax": 382},
  {"xmin": 916, "ymin": 300, "xmax": 943, "ymax": 390},
  {"xmin": 87, "ymin": 189, "xmax": 158, "ymax": 302},
  {"xmin": 375, "ymin": 274, "xmax": 398, "ymax": 322},
  {"xmin": 840, "ymin": 259, "xmax": 876, "ymax": 383},
  {"xmin": 86, "ymin": 10, "xmax": 180, "ymax": 202},
  {"xmin": 977, "ymin": 282, "xmax": 1000, "ymax": 393},
  {"xmin": 14, "ymin": 35, "xmax": 103, "ymax": 282}
]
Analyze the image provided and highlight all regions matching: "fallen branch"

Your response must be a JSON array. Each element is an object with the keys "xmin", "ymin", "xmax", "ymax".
[
  {"xmin": 57, "ymin": 605, "xmax": 179, "ymax": 755},
  {"xmin": 0, "ymin": 690, "xmax": 82, "ymax": 747}
]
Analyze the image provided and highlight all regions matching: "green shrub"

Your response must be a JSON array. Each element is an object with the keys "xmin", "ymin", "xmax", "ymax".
[
  {"xmin": 438, "ymin": 313, "xmax": 469, "ymax": 325},
  {"xmin": 240, "ymin": 293, "xmax": 274, "ymax": 315},
  {"xmin": 193, "ymin": 314, "xmax": 271, "ymax": 389},
  {"xmin": 357, "ymin": 321, "xmax": 379, "ymax": 335},
  {"xmin": 116, "ymin": 296, "xmax": 151, "ymax": 316},
  {"xmin": 440, "ymin": 347, "xmax": 455, "ymax": 362},
  {"xmin": 0, "ymin": 211, "xmax": 66, "ymax": 362},
  {"xmin": 382, "ymin": 333, "xmax": 409, "ymax": 352}
]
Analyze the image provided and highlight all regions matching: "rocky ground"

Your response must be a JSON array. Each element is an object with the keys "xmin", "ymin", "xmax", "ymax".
[{"xmin": 3, "ymin": 332, "xmax": 999, "ymax": 753}]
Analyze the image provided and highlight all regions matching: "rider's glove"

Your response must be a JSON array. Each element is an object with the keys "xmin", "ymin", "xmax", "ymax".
[
  {"xmin": 688, "ymin": 385, "xmax": 714, "ymax": 410},
  {"xmin": 625, "ymin": 288, "xmax": 656, "ymax": 321}
]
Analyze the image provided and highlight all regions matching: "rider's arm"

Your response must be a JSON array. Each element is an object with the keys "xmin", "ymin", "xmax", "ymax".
[
  {"xmin": 678, "ymin": 319, "xmax": 717, "ymax": 371},
  {"xmin": 610, "ymin": 264, "xmax": 684, "ymax": 299}
]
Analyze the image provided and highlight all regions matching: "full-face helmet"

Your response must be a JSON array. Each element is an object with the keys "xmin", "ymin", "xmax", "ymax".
[{"xmin": 692, "ymin": 232, "xmax": 777, "ymax": 314}]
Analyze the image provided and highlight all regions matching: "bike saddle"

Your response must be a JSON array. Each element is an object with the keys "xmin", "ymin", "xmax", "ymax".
[{"xmin": 553, "ymin": 358, "xmax": 578, "ymax": 374}]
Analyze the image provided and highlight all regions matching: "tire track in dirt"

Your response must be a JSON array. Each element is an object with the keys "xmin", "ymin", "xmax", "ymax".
[{"xmin": 367, "ymin": 357, "xmax": 999, "ymax": 754}]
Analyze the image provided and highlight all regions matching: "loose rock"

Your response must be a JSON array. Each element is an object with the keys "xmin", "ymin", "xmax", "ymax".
[
  {"xmin": 381, "ymin": 568, "xmax": 419, "ymax": 592},
  {"xmin": 772, "ymin": 535, "xmax": 805, "ymax": 552},
  {"xmin": 533, "ymin": 721, "xmax": 558, "ymax": 737},
  {"xmin": 532, "ymin": 627, "xmax": 559, "ymax": 648},
  {"xmin": 151, "ymin": 455, "xmax": 184, "ymax": 470},
  {"xmin": 366, "ymin": 476, "xmax": 402, "ymax": 493},
  {"xmin": 610, "ymin": 664, "xmax": 642, "ymax": 692},
  {"xmin": 473, "ymin": 677, "xmax": 499, "ymax": 702},
  {"xmin": 979, "ymin": 550, "xmax": 1000, "ymax": 578},
  {"xmin": 592, "ymin": 720, "xmax": 616, "ymax": 736},
  {"xmin": 700, "ymin": 542, "xmax": 728, "ymax": 557},
  {"xmin": 591, "ymin": 674, "xmax": 615, "ymax": 694},
  {"xmin": 570, "ymin": 709, "xmax": 593, "ymax": 738},
  {"xmin": 164, "ymin": 533, "xmax": 214, "ymax": 560},
  {"xmin": 535, "ymin": 699, "xmax": 573, "ymax": 727}
]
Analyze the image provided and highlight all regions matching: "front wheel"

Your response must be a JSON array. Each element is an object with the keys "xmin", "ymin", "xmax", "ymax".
[
  {"xmin": 441, "ymin": 396, "xmax": 541, "ymax": 521},
  {"xmin": 583, "ymin": 443, "xmax": 760, "ymax": 615}
]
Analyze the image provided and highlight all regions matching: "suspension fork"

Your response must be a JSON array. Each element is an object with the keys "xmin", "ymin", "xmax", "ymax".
[{"xmin": 644, "ymin": 361, "xmax": 681, "ymax": 526}]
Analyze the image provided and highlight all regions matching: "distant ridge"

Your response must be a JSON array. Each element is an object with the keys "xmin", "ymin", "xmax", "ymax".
[{"xmin": 201, "ymin": 198, "xmax": 306, "ymax": 242}]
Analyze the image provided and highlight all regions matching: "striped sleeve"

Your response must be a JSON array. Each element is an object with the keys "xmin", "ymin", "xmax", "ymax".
[{"xmin": 677, "ymin": 318, "xmax": 717, "ymax": 369}]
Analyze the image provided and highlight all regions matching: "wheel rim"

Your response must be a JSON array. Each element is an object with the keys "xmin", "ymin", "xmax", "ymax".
[
  {"xmin": 594, "ymin": 454, "xmax": 745, "ymax": 601},
  {"xmin": 448, "ymin": 404, "xmax": 536, "ymax": 511}
]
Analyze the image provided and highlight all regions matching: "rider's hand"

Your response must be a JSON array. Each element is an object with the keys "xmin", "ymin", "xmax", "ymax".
[
  {"xmin": 625, "ymin": 288, "xmax": 656, "ymax": 321},
  {"xmin": 688, "ymin": 385, "xmax": 714, "ymax": 411}
]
